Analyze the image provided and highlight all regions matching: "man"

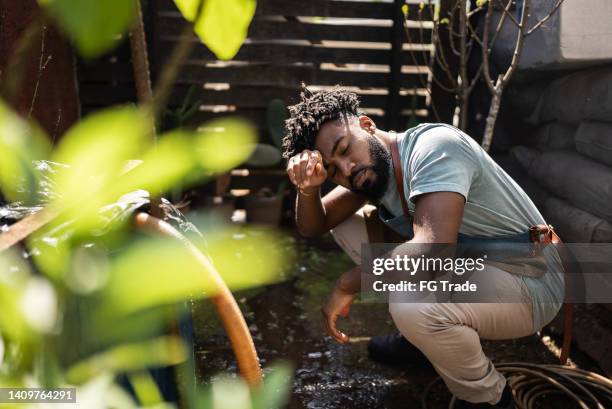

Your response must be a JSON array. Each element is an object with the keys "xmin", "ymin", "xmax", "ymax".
[{"xmin": 282, "ymin": 86, "xmax": 564, "ymax": 408}]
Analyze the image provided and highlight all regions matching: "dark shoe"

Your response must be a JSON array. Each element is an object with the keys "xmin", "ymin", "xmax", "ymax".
[
  {"xmin": 367, "ymin": 332, "xmax": 433, "ymax": 369},
  {"xmin": 453, "ymin": 384, "xmax": 515, "ymax": 409}
]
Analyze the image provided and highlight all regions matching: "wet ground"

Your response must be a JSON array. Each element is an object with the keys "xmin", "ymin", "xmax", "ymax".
[{"xmin": 191, "ymin": 229, "xmax": 602, "ymax": 409}]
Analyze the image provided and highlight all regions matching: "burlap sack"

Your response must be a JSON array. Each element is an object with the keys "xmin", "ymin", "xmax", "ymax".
[
  {"xmin": 512, "ymin": 147, "xmax": 612, "ymax": 223},
  {"xmin": 543, "ymin": 194, "xmax": 612, "ymax": 243},
  {"xmin": 575, "ymin": 121, "xmax": 612, "ymax": 167},
  {"xmin": 532, "ymin": 122, "xmax": 577, "ymax": 151},
  {"xmin": 535, "ymin": 67, "xmax": 612, "ymax": 125}
]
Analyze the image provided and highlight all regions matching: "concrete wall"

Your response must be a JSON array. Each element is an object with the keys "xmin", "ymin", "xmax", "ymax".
[{"xmin": 490, "ymin": 0, "xmax": 612, "ymax": 70}]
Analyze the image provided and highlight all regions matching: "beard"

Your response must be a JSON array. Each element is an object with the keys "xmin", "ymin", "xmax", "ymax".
[{"xmin": 349, "ymin": 136, "xmax": 391, "ymax": 203}]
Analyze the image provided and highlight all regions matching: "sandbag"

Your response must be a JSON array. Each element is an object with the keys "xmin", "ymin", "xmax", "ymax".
[
  {"xmin": 575, "ymin": 121, "xmax": 612, "ymax": 167},
  {"xmin": 543, "ymin": 195, "xmax": 612, "ymax": 243},
  {"xmin": 499, "ymin": 150, "xmax": 612, "ymax": 242},
  {"xmin": 512, "ymin": 148, "xmax": 612, "ymax": 223},
  {"xmin": 510, "ymin": 145, "xmax": 540, "ymax": 171},
  {"xmin": 534, "ymin": 67, "xmax": 612, "ymax": 125},
  {"xmin": 505, "ymin": 80, "xmax": 553, "ymax": 120},
  {"xmin": 497, "ymin": 152, "xmax": 548, "ymax": 206},
  {"xmin": 532, "ymin": 122, "xmax": 576, "ymax": 151}
]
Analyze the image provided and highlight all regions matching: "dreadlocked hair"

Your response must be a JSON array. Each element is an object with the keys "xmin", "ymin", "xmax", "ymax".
[{"xmin": 282, "ymin": 84, "xmax": 360, "ymax": 159}]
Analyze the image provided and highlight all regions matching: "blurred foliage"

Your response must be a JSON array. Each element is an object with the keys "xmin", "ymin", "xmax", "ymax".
[
  {"xmin": 196, "ymin": 118, "xmax": 257, "ymax": 172},
  {"xmin": 245, "ymin": 99, "xmax": 288, "ymax": 167},
  {"xmin": 198, "ymin": 363, "xmax": 293, "ymax": 409},
  {"xmin": 0, "ymin": 101, "xmax": 52, "ymax": 204},
  {"xmin": 246, "ymin": 144, "xmax": 281, "ymax": 167},
  {"xmin": 1, "ymin": 0, "xmax": 295, "ymax": 407},
  {"xmin": 266, "ymin": 99, "xmax": 287, "ymax": 150},
  {"xmin": 162, "ymin": 85, "xmax": 202, "ymax": 131},
  {"xmin": 174, "ymin": 0, "xmax": 257, "ymax": 60},
  {"xmin": 65, "ymin": 337, "xmax": 185, "ymax": 385},
  {"xmin": 38, "ymin": 0, "xmax": 137, "ymax": 58}
]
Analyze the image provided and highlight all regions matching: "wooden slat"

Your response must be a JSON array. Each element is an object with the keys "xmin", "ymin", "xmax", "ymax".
[
  {"xmin": 76, "ymin": 106, "xmax": 426, "ymax": 133},
  {"xmin": 78, "ymin": 83, "xmax": 427, "ymax": 109},
  {"xmin": 169, "ymin": 85, "xmax": 426, "ymax": 108},
  {"xmin": 78, "ymin": 62, "xmax": 429, "ymax": 90},
  {"xmin": 189, "ymin": 109, "xmax": 425, "ymax": 131},
  {"xmin": 157, "ymin": 16, "xmax": 432, "ymax": 44},
  {"xmin": 158, "ymin": 41, "xmax": 429, "ymax": 66},
  {"xmin": 158, "ymin": 0, "xmax": 433, "ymax": 21}
]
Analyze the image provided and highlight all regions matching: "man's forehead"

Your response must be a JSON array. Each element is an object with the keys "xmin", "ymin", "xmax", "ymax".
[
  {"xmin": 315, "ymin": 118, "xmax": 349, "ymax": 153},
  {"xmin": 315, "ymin": 131, "xmax": 342, "ymax": 168}
]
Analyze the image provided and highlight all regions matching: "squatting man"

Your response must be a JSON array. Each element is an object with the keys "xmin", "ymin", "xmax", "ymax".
[{"xmin": 283, "ymin": 85, "xmax": 564, "ymax": 409}]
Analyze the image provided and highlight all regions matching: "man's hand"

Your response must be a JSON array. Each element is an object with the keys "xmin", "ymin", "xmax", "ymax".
[
  {"xmin": 322, "ymin": 267, "xmax": 360, "ymax": 344},
  {"xmin": 286, "ymin": 150, "xmax": 327, "ymax": 194}
]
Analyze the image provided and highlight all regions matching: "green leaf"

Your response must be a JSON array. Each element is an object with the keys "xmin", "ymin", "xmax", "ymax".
[
  {"xmin": 193, "ymin": 0, "xmax": 256, "ymax": 60},
  {"xmin": 50, "ymin": 106, "xmax": 150, "ymax": 232},
  {"xmin": 102, "ymin": 238, "xmax": 215, "ymax": 315},
  {"xmin": 75, "ymin": 375, "xmax": 140, "ymax": 409},
  {"xmin": 203, "ymin": 227, "xmax": 288, "ymax": 292},
  {"xmin": 211, "ymin": 376, "xmax": 252, "ymax": 409},
  {"xmin": 172, "ymin": 0, "xmax": 201, "ymax": 22},
  {"xmin": 195, "ymin": 117, "xmax": 257, "ymax": 172},
  {"xmin": 128, "ymin": 371, "xmax": 163, "ymax": 406},
  {"xmin": 114, "ymin": 130, "xmax": 199, "ymax": 196},
  {"xmin": 0, "ymin": 101, "xmax": 51, "ymax": 203},
  {"xmin": 38, "ymin": 0, "xmax": 137, "ymax": 58},
  {"xmin": 102, "ymin": 227, "xmax": 287, "ymax": 315},
  {"xmin": 246, "ymin": 144, "xmax": 281, "ymax": 167},
  {"xmin": 66, "ymin": 336, "xmax": 185, "ymax": 384},
  {"xmin": 266, "ymin": 99, "xmax": 287, "ymax": 149},
  {"xmin": 253, "ymin": 363, "xmax": 293, "ymax": 409},
  {"xmin": 0, "ymin": 250, "xmax": 34, "ymax": 341}
]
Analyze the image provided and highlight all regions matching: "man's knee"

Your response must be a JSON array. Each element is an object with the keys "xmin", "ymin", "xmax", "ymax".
[
  {"xmin": 330, "ymin": 209, "xmax": 370, "ymax": 264},
  {"xmin": 389, "ymin": 302, "xmax": 447, "ymax": 344}
]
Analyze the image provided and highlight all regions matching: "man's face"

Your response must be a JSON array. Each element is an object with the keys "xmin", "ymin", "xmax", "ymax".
[{"xmin": 314, "ymin": 115, "xmax": 391, "ymax": 202}]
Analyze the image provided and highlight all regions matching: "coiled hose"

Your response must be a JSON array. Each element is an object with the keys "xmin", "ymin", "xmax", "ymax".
[{"xmin": 422, "ymin": 362, "xmax": 612, "ymax": 409}]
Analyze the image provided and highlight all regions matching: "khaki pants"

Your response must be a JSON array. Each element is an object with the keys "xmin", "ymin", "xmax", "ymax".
[{"xmin": 330, "ymin": 206, "xmax": 535, "ymax": 405}]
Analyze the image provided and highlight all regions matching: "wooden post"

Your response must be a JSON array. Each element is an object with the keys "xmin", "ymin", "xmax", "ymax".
[{"xmin": 386, "ymin": 0, "xmax": 404, "ymax": 131}]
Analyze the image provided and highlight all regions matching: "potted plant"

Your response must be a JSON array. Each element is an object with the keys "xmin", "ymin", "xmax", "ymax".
[{"xmin": 242, "ymin": 99, "xmax": 288, "ymax": 225}]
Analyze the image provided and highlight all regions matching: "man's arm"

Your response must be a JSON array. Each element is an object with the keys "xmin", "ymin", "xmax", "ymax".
[
  {"xmin": 322, "ymin": 191, "xmax": 465, "ymax": 343},
  {"xmin": 394, "ymin": 190, "xmax": 464, "ymax": 247},
  {"xmin": 288, "ymin": 150, "xmax": 367, "ymax": 237}
]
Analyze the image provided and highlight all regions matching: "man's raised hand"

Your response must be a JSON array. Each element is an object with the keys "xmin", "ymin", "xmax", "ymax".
[{"xmin": 286, "ymin": 149, "xmax": 327, "ymax": 194}]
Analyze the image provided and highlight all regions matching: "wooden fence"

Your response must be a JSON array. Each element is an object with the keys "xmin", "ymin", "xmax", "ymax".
[
  {"xmin": 78, "ymin": 0, "xmax": 433, "ymax": 131},
  {"xmin": 76, "ymin": 0, "xmax": 434, "ymax": 196}
]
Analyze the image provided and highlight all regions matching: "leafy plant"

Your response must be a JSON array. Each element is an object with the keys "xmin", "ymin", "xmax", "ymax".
[
  {"xmin": 163, "ymin": 85, "xmax": 202, "ymax": 131},
  {"xmin": 1, "ymin": 0, "xmax": 295, "ymax": 407}
]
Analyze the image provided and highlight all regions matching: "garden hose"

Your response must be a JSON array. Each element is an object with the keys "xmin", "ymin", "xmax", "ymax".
[
  {"xmin": 422, "ymin": 362, "xmax": 612, "ymax": 409},
  {"xmin": 133, "ymin": 212, "xmax": 263, "ymax": 387}
]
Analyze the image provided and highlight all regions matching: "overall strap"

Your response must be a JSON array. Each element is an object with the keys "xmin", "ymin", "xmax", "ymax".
[{"xmin": 389, "ymin": 131, "xmax": 410, "ymax": 218}]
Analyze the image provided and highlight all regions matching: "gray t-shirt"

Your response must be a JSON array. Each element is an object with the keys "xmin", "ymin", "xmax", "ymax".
[{"xmin": 379, "ymin": 123, "xmax": 563, "ymax": 330}]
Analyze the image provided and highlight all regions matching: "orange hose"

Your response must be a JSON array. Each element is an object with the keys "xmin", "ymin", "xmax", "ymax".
[{"xmin": 133, "ymin": 212, "xmax": 263, "ymax": 387}]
